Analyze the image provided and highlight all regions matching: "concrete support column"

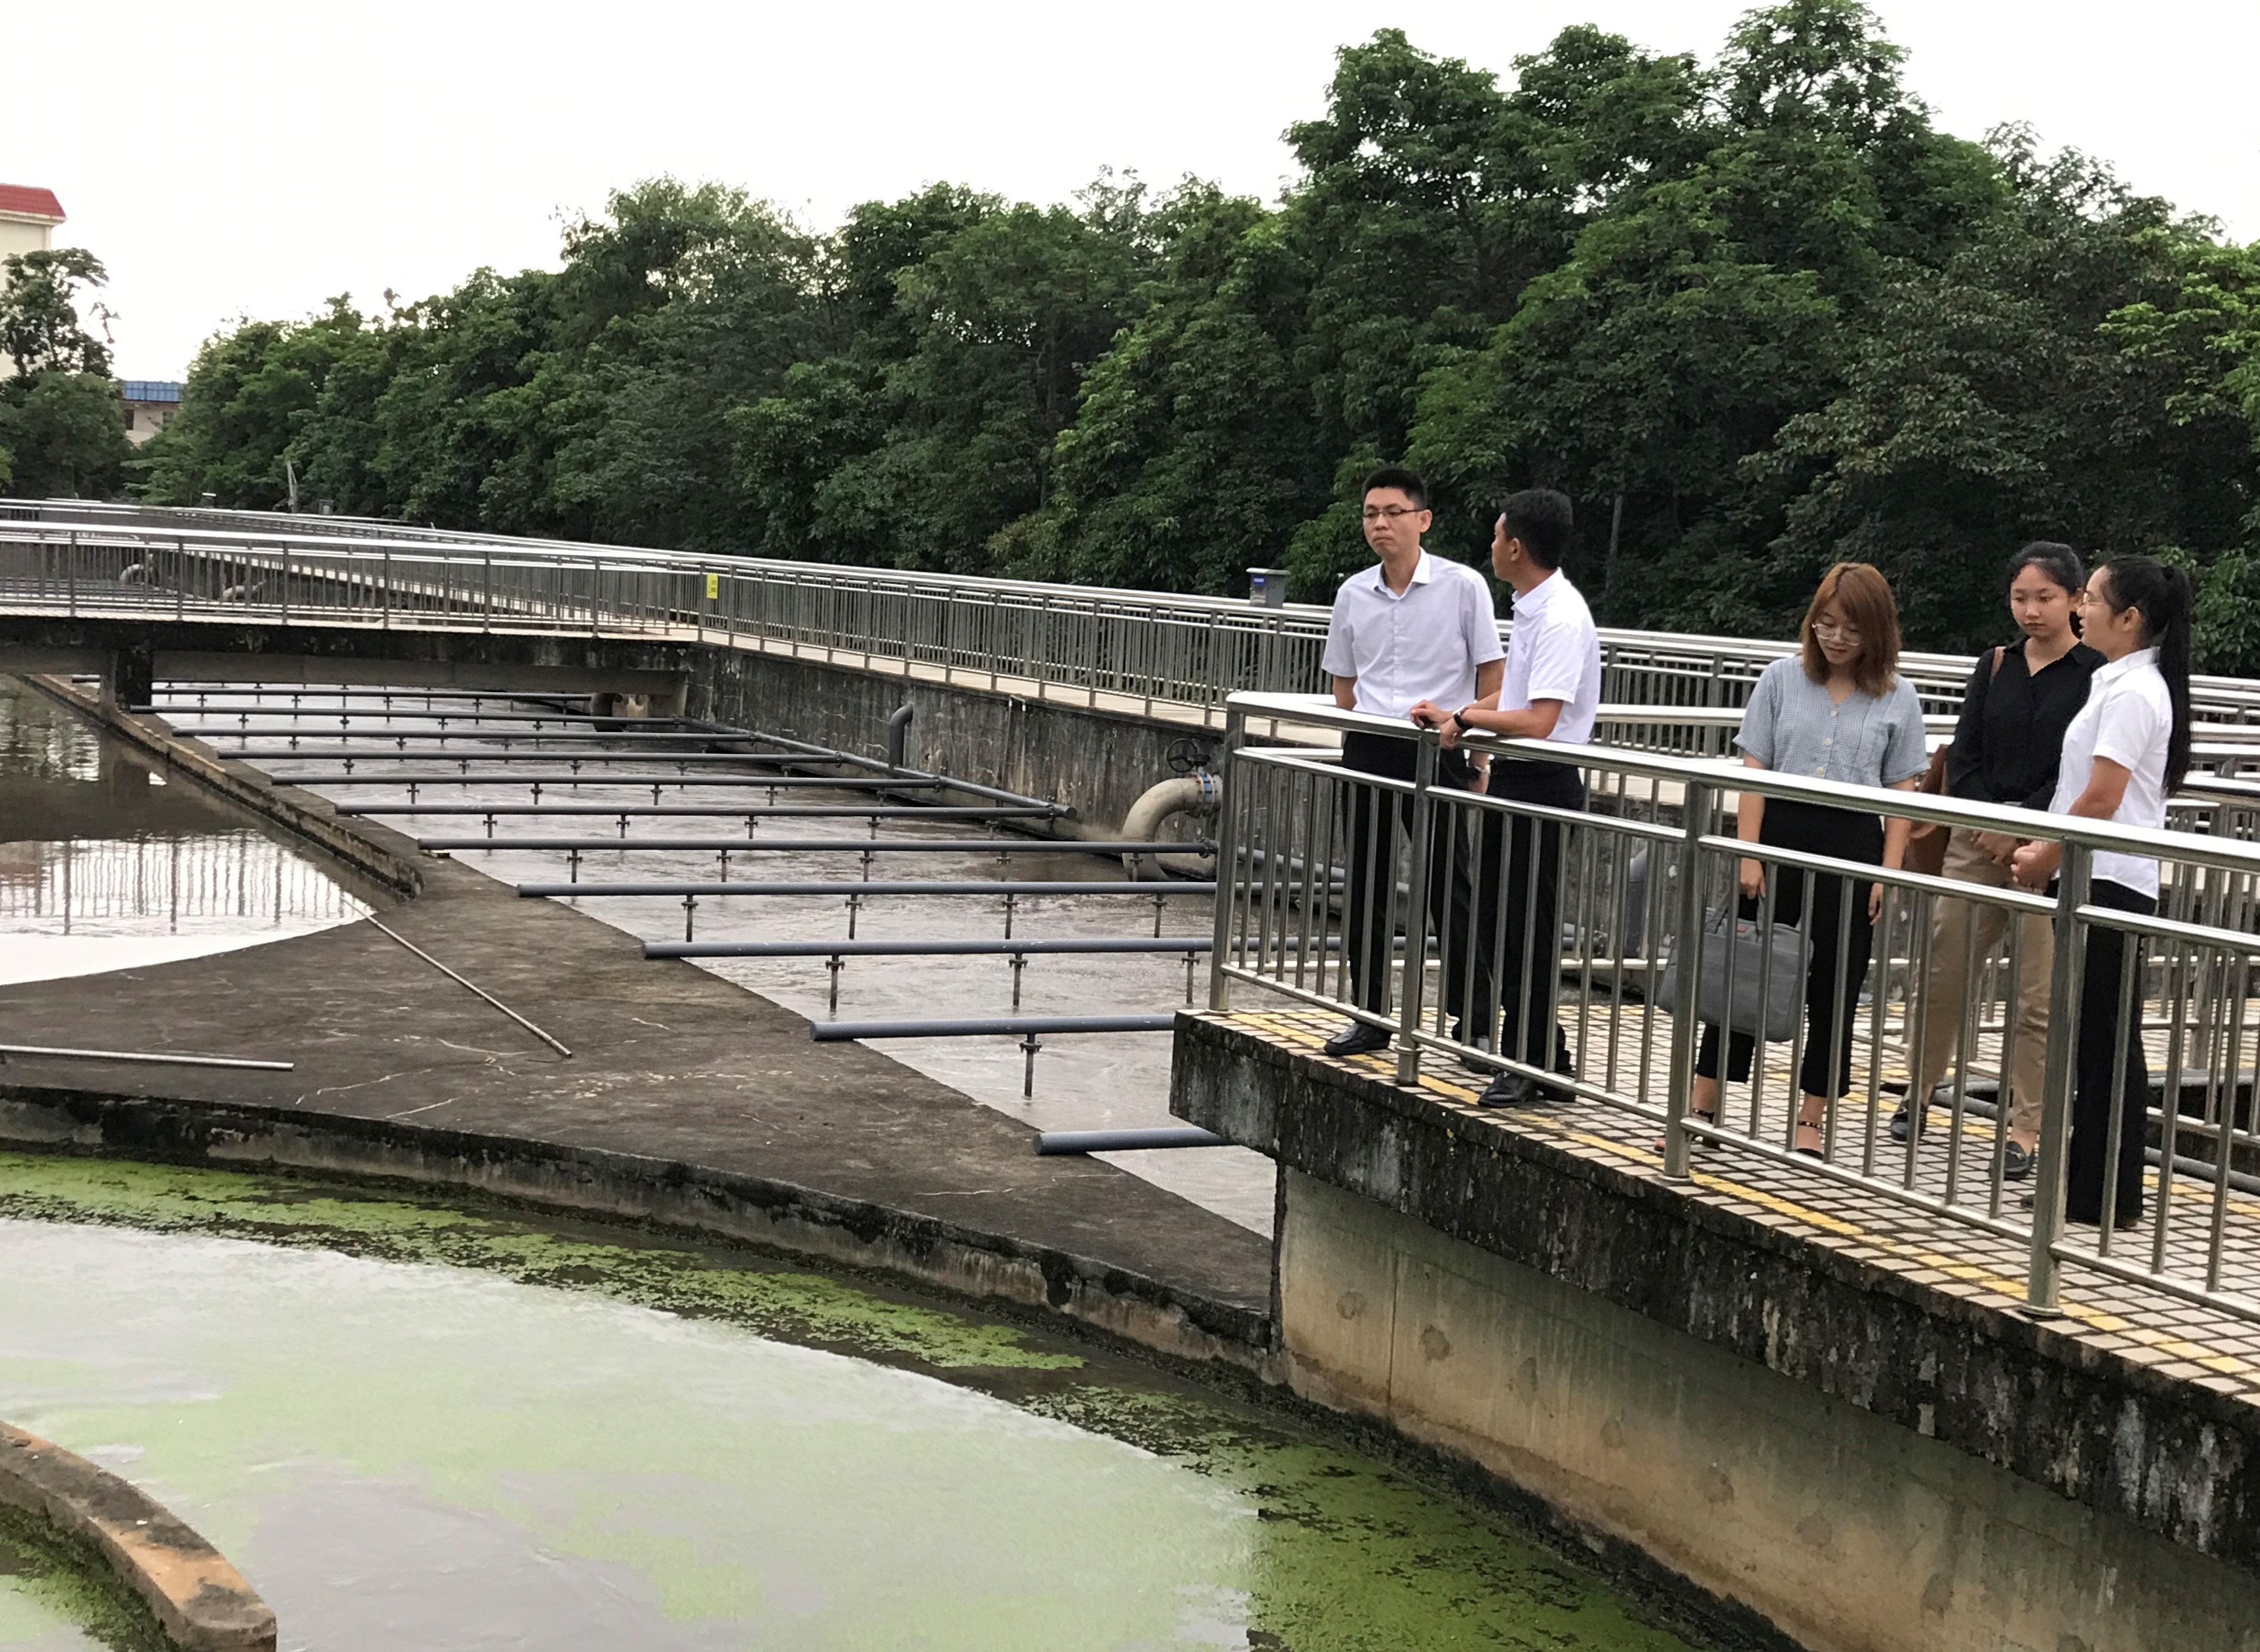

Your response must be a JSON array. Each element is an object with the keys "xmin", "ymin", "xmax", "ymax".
[{"xmin": 106, "ymin": 645, "xmax": 155, "ymax": 712}]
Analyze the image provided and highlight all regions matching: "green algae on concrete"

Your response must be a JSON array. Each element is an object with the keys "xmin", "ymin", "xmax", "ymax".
[
  {"xmin": 0, "ymin": 1150, "xmax": 1079, "ymax": 1372},
  {"xmin": 0, "ymin": 1151, "xmax": 1714, "ymax": 1652},
  {"xmin": 0, "ymin": 1505, "xmax": 164, "ymax": 1652}
]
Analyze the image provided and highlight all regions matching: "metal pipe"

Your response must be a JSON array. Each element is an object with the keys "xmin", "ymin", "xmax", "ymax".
[
  {"xmin": 366, "ymin": 917, "xmax": 573, "ymax": 1058},
  {"xmin": 520, "ymin": 879, "xmax": 1216, "ymax": 898},
  {"xmin": 811, "ymin": 1015, "xmax": 1175, "ymax": 1040},
  {"xmin": 340, "ymin": 804, "xmax": 1063, "ymax": 819},
  {"xmin": 157, "ymin": 713, "xmax": 675, "ymax": 728},
  {"xmin": 179, "ymin": 729, "xmax": 718, "ymax": 743},
  {"xmin": 885, "ymin": 704, "xmax": 914, "ymax": 771},
  {"xmin": 735, "ymin": 727, "xmax": 1058, "ymax": 813},
  {"xmin": 1035, "ymin": 1127, "xmax": 1229, "ymax": 1154},
  {"xmin": 152, "ymin": 686, "xmax": 599, "ymax": 703},
  {"xmin": 261, "ymin": 772, "xmax": 951, "ymax": 787},
  {"xmin": 0, "ymin": 1042, "xmax": 293, "ymax": 1072},
  {"xmin": 646, "ymin": 937, "xmax": 1212, "ymax": 958},
  {"xmin": 419, "ymin": 837, "xmax": 1213, "ymax": 855}
]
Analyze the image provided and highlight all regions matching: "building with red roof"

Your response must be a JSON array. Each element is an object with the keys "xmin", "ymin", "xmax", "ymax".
[{"xmin": 1, "ymin": 183, "xmax": 66, "ymax": 269}]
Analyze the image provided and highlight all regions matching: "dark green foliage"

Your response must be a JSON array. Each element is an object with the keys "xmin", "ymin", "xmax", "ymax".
[
  {"xmin": 133, "ymin": 4, "xmax": 2260, "ymax": 662},
  {"xmin": 0, "ymin": 249, "xmax": 130, "ymax": 497}
]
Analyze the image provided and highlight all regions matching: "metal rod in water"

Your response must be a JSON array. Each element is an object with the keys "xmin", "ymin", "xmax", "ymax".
[
  {"xmin": 811, "ymin": 1015, "xmax": 1175, "ymax": 1040},
  {"xmin": 0, "ymin": 1043, "xmax": 294, "ymax": 1072},
  {"xmin": 270, "ymin": 773, "xmax": 951, "ymax": 788},
  {"xmin": 213, "ymin": 750, "xmax": 890, "ymax": 766},
  {"xmin": 419, "ymin": 837, "xmax": 1213, "ymax": 855},
  {"xmin": 183, "ymin": 731, "xmax": 723, "ymax": 745},
  {"xmin": 1036, "ymin": 1127, "xmax": 1229, "ymax": 1155},
  {"xmin": 366, "ymin": 918, "xmax": 573, "ymax": 1058},
  {"xmin": 522, "ymin": 880, "xmax": 1217, "ymax": 899},
  {"xmin": 647, "ymin": 938, "xmax": 1211, "ymax": 958},
  {"xmin": 339, "ymin": 804, "xmax": 1064, "ymax": 819},
  {"xmin": 646, "ymin": 944, "xmax": 1211, "ymax": 958}
]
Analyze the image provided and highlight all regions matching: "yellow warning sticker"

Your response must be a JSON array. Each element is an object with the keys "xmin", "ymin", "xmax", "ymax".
[{"xmin": 704, "ymin": 573, "xmax": 720, "ymax": 599}]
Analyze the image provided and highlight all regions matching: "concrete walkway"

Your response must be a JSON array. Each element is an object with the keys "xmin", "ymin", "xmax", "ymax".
[{"xmin": 0, "ymin": 845, "xmax": 1274, "ymax": 1346}]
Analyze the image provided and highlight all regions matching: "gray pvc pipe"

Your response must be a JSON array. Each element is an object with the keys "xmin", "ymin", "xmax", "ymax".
[{"xmin": 1035, "ymin": 1127, "xmax": 1229, "ymax": 1155}]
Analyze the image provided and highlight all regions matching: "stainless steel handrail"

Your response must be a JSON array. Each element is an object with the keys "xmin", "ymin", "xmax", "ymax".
[
  {"xmin": 9, "ymin": 500, "xmax": 2260, "ymax": 722},
  {"xmin": 1210, "ymin": 691, "xmax": 2260, "ymax": 1327}
]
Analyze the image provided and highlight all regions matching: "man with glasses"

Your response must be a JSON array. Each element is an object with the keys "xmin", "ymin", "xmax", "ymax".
[{"xmin": 1318, "ymin": 466, "xmax": 1506, "ymax": 1059}]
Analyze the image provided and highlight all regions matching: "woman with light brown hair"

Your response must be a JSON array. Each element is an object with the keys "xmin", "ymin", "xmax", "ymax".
[{"xmin": 1689, "ymin": 563, "xmax": 1930, "ymax": 1157}]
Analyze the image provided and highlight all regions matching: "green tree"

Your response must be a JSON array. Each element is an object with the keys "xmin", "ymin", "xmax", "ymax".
[
  {"xmin": 0, "ymin": 247, "xmax": 113, "ymax": 378},
  {"xmin": 2103, "ymin": 233, "xmax": 2260, "ymax": 670},
  {"xmin": 734, "ymin": 176, "xmax": 1158, "ymax": 572},
  {"xmin": 1406, "ymin": 0, "xmax": 2003, "ymax": 627},
  {"xmin": 0, "ymin": 372, "xmax": 130, "ymax": 497},
  {"xmin": 1756, "ymin": 142, "xmax": 2253, "ymax": 650}
]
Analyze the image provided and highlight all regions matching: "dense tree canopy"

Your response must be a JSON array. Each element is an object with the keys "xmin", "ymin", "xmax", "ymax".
[
  {"xmin": 133, "ymin": 2, "xmax": 2260, "ymax": 667},
  {"xmin": 0, "ymin": 247, "xmax": 130, "ymax": 498}
]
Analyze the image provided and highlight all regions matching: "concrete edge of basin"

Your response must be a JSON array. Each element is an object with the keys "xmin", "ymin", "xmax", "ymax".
[
  {"xmin": 18, "ymin": 674, "xmax": 424, "ymax": 899},
  {"xmin": 1168, "ymin": 1009, "xmax": 2260, "ymax": 1577},
  {"xmin": 0, "ymin": 1086, "xmax": 1276, "ymax": 1378},
  {"xmin": 0, "ymin": 1420, "xmax": 277, "ymax": 1652}
]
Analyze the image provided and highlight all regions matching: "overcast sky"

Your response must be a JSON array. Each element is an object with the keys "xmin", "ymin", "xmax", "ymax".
[{"xmin": 12, "ymin": 1, "xmax": 2257, "ymax": 380}]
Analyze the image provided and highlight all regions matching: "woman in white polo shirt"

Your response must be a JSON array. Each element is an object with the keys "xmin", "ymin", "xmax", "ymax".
[{"xmin": 2011, "ymin": 555, "xmax": 2194, "ymax": 1229}]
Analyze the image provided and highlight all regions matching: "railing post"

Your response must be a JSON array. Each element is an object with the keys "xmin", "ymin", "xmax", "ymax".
[
  {"xmin": 1662, "ymin": 777, "xmax": 1714, "ymax": 1181},
  {"xmin": 1394, "ymin": 732, "xmax": 1442, "ymax": 1087},
  {"xmin": 67, "ymin": 530, "xmax": 77, "ymax": 617},
  {"xmin": 381, "ymin": 552, "xmax": 391, "ymax": 629},
  {"xmin": 1205, "ymin": 708, "xmax": 1248, "ymax": 1013},
  {"xmin": 278, "ymin": 546, "xmax": 291, "ymax": 625},
  {"xmin": 483, "ymin": 554, "xmax": 493, "ymax": 633},
  {"xmin": 2024, "ymin": 839, "xmax": 2091, "ymax": 1318}
]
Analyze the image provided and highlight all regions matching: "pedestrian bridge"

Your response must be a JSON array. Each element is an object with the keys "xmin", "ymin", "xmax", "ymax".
[
  {"xmin": 10, "ymin": 496, "xmax": 2260, "ymax": 734},
  {"xmin": 11, "ymin": 498, "xmax": 2260, "ymax": 1651}
]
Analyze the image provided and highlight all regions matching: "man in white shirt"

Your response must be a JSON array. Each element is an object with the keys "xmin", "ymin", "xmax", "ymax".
[
  {"xmin": 1318, "ymin": 466, "xmax": 1506, "ymax": 1059},
  {"xmin": 1412, "ymin": 489, "xmax": 1599, "ymax": 1106}
]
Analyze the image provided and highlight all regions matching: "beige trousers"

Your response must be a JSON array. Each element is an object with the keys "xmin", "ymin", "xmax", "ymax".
[{"xmin": 1908, "ymin": 829, "xmax": 2055, "ymax": 1141}]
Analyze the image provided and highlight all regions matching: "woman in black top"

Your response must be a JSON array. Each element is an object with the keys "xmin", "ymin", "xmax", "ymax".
[{"xmin": 1898, "ymin": 543, "xmax": 2102, "ymax": 1175}]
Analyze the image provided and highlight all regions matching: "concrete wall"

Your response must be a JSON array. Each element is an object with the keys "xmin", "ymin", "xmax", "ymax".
[
  {"xmin": 1282, "ymin": 1168, "xmax": 2260, "ymax": 1652},
  {"xmin": 0, "ymin": 614, "xmax": 1221, "ymax": 839},
  {"xmin": 682, "ymin": 647, "xmax": 1219, "ymax": 839}
]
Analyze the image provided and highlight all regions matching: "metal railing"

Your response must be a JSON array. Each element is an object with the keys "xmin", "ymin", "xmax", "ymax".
[
  {"xmin": 1207, "ymin": 691, "xmax": 2260, "ymax": 1325},
  {"xmin": 10, "ymin": 500, "xmax": 2260, "ymax": 725}
]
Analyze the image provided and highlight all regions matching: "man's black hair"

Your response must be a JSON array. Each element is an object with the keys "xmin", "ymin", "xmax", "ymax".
[
  {"xmin": 1362, "ymin": 466, "xmax": 1429, "ymax": 511},
  {"xmin": 1497, "ymin": 488, "xmax": 1574, "ymax": 570}
]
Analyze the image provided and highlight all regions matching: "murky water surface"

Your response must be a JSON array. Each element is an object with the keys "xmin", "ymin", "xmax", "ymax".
[
  {"xmin": 0, "ymin": 679, "xmax": 384, "ymax": 985},
  {"xmin": 0, "ymin": 1152, "xmax": 1709, "ymax": 1652}
]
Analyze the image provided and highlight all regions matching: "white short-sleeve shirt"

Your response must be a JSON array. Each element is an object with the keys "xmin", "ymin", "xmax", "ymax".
[
  {"xmin": 1320, "ymin": 551, "xmax": 1505, "ymax": 720},
  {"xmin": 2048, "ymin": 647, "xmax": 2173, "ymax": 898},
  {"xmin": 1501, "ymin": 570, "xmax": 1601, "ymax": 745}
]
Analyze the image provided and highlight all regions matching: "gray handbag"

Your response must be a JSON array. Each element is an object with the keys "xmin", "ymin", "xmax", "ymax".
[{"xmin": 1656, "ymin": 908, "xmax": 1811, "ymax": 1042}]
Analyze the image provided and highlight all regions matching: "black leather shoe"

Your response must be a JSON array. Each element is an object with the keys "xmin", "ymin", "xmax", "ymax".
[
  {"xmin": 2001, "ymin": 1140, "xmax": 2034, "ymax": 1182},
  {"xmin": 1456, "ymin": 1032, "xmax": 1494, "ymax": 1075},
  {"xmin": 1477, "ymin": 1072, "xmax": 1544, "ymax": 1108},
  {"xmin": 1323, "ymin": 1021, "xmax": 1392, "ymax": 1059}
]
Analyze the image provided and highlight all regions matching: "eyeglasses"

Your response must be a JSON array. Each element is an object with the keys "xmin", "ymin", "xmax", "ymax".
[
  {"xmin": 1812, "ymin": 621, "xmax": 1863, "ymax": 644},
  {"xmin": 1361, "ymin": 505, "xmax": 1424, "ymax": 523}
]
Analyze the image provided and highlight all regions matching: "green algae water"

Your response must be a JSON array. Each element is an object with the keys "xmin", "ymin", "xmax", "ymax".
[{"xmin": 0, "ymin": 1152, "xmax": 1712, "ymax": 1652}]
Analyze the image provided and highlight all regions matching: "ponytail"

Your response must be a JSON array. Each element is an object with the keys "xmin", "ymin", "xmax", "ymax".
[{"xmin": 2099, "ymin": 555, "xmax": 2194, "ymax": 790}]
